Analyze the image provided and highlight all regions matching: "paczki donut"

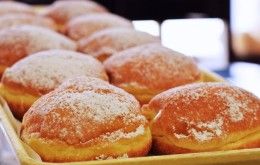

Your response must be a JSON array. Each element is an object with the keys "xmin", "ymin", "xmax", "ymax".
[
  {"xmin": 144, "ymin": 82, "xmax": 260, "ymax": 154},
  {"xmin": 44, "ymin": 0, "xmax": 107, "ymax": 28},
  {"xmin": 0, "ymin": 25, "xmax": 76, "ymax": 77},
  {"xmin": 104, "ymin": 43, "xmax": 201, "ymax": 104},
  {"xmin": 65, "ymin": 13, "xmax": 133, "ymax": 40},
  {"xmin": 78, "ymin": 28, "xmax": 160, "ymax": 62},
  {"xmin": 0, "ymin": 1, "xmax": 35, "ymax": 16},
  {"xmin": 20, "ymin": 76, "xmax": 151, "ymax": 162},
  {"xmin": 0, "ymin": 50, "xmax": 108, "ymax": 119},
  {"xmin": 0, "ymin": 13, "xmax": 57, "ymax": 31}
]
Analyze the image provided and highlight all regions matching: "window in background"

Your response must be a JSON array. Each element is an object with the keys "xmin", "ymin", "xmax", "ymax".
[
  {"xmin": 161, "ymin": 18, "xmax": 228, "ymax": 71},
  {"xmin": 132, "ymin": 20, "xmax": 160, "ymax": 37},
  {"xmin": 231, "ymin": 0, "xmax": 260, "ymax": 57},
  {"xmin": 229, "ymin": 62, "xmax": 260, "ymax": 97}
]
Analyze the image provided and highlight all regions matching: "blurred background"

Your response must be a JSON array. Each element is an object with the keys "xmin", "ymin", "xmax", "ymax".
[
  {"xmin": 2, "ymin": 0, "xmax": 260, "ymax": 97},
  {"xmin": 0, "ymin": 1, "xmax": 260, "ymax": 164}
]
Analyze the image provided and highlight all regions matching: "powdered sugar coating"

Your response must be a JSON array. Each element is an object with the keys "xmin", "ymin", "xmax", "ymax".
[
  {"xmin": 66, "ymin": 13, "xmax": 132, "ymax": 40},
  {"xmin": 45, "ymin": 0, "xmax": 107, "ymax": 25},
  {"xmin": 2, "ymin": 50, "xmax": 108, "ymax": 95},
  {"xmin": 0, "ymin": 25, "xmax": 76, "ymax": 66},
  {"xmin": 95, "ymin": 153, "xmax": 128, "ymax": 160},
  {"xmin": 0, "ymin": 1, "xmax": 34, "ymax": 15},
  {"xmin": 217, "ymin": 92, "xmax": 248, "ymax": 122},
  {"xmin": 22, "ymin": 76, "xmax": 147, "ymax": 146},
  {"xmin": 0, "ymin": 14, "xmax": 57, "ymax": 31},
  {"xmin": 100, "ymin": 125, "xmax": 145, "ymax": 143},
  {"xmin": 18, "ymin": 25, "xmax": 76, "ymax": 53},
  {"xmin": 174, "ymin": 116, "xmax": 224, "ymax": 142},
  {"xmin": 104, "ymin": 43, "xmax": 201, "ymax": 91},
  {"xmin": 151, "ymin": 82, "xmax": 260, "ymax": 142},
  {"xmin": 78, "ymin": 28, "xmax": 160, "ymax": 60}
]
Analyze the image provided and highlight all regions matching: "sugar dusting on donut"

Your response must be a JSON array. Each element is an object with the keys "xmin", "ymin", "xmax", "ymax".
[
  {"xmin": 0, "ymin": 25, "xmax": 76, "ymax": 55},
  {"xmin": 100, "ymin": 125, "xmax": 145, "ymax": 143},
  {"xmin": 23, "ymin": 77, "xmax": 147, "ymax": 145},
  {"xmin": 0, "ymin": 1, "xmax": 34, "ymax": 15},
  {"xmin": 66, "ymin": 13, "xmax": 132, "ymax": 40},
  {"xmin": 16, "ymin": 25, "xmax": 76, "ymax": 53},
  {"xmin": 104, "ymin": 43, "xmax": 201, "ymax": 90},
  {"xmin": 42, "ymin": 77, "xmax": 143, "ymax": 123},
  {"xmin": 45, "ymin": 0, "xmax": 107, "ymax": 24},
  {"xmin": 173, "ymin": 116, "xmax": 224, "ymax": 142},
  {"xmin": 79, "ymin": 28, "xmax": 160, "ymax": 58},
  {"xmin": 39, "ymin": 89, "xmax": 140, "ymax": 123},
  {"xmin": 0, "ymin": 25, "xmax": 76, "ymax": 67},
  {"xmin": 217, "ymin": 91, "xmax": 250, "ymax": 122},
  {"xmin": 0, "ymin": 14, "xmax": 56, "ymax": 30},
  {"xmin": 151, "ymin": 82, "xmax": 260, "ymax": 142},
  {"xmin": 3, "ymin": 50, "xmax": 107, "ymax": 95},
  {"xmin": 51, "ymin": 0, "xmax": 107, "ymax": 17}
]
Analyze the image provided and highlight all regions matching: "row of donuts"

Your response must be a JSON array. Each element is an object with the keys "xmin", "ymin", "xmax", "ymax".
[
  {"xmin": 0, "ymin": 0, "xmax": 259, "ymax": 163},
  {"xmin": 0, "ymin": 0, "xmax": 198, "ymax": 119},
  {"xmin": 0, "ymin": 1, "xmax": 195, "ymax": 161},
  {"xmin": 0, "ymin": 0, "xmax": 159, "ymax": 75},
  {"xmin": 20, "ymin": 76, "xmax": 260, "ymax": 162}
]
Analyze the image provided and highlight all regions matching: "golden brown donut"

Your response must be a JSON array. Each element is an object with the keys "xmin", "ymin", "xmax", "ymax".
[
  {"xmin": 104, "ymin": 43, "xmax": 201, "ymax": 105},
  {"xmin": 65, "ymin": 13, "xmax": 133, "ymax": 40},
  {"xmin": 44, "ymin": 0, "xmax": 107, "ymax": 28},
  {"xmin": 78, "ymin": 28, "xmax": 160, "ymax": 62},
  {"xmin": 0, "ymin": 49, "xmax": 108, "ymax": 119},
  {"xmin": 0, "ymin": 13, "xmax": 57, "ymax": 31},
  {"xmin": 145, "ymin": 82, "xmax": 260, "ymax": 154},
  {"xmin": 20, "ymin": 76, "xmax": 151, "ymax": 162},
  {"xmin": 0, "ymin": 25, "xmax": 76, "ymax": 76},
  {"xmin": 0, "ymin": 1, "xmax": 35, "ymax": 16}
]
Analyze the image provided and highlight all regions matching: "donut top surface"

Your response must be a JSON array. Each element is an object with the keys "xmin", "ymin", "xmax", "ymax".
[
  {"xmin": 66, "ymin": 13, "xmax": 132, "ymax": 40},
  {"xmin": 21, "ymin": 76, "xmax": 147, "ymax": 146},
  {"xmin": 78, "ymin": 28, "xmax": 160, "ymax": 59},
  {"xmin": 2, "ymin": 50, "xmax": 108, "ymax": 95},
  {"xmin": 45, "ymin": 0, "xmax": 107, "ymax": 25},
  {"xmin": 150, "ymin": 82, "xmax": 260, "ymax": 142},
  {"xmin": 104, "ymin": 43, "xmax": 201, "ymax": 91},
  {"xmin": 0, "ymin": 1, "xmax": 34, "ymax": 15},
  {"xmin": 0, "ymin": 25, "xmax": 76, "ymax": 66},
  {"xmin": 0, "ymin": 14, "xmax": 56, "ymax": 31}
]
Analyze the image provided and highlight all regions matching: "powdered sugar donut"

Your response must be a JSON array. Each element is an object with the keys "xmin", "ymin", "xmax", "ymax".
[
  {"xmin": 145, "ymin": 82, "xmax": 260, "ymax": 154},
  {"xmin": 44, "ymin": 0, "xmax": 107, "ymax": 27},
  {"xmin": 104, "ymin": 43, "xmax": 201, "ymax": 104},
  {"xmin": 65, "ymin": 13, "xmax": 132, "ymax": 40},
  {"xmin": 21, "ymin": 76, "xmax": 151, "ymax": 162},
  {"xmin": 0, "ymin": 1, "xmax": 34, "ymax": 16},
  {"xmin": 0, "ymin": 14, "xmax": 57, "ymax": 31},
  {"xmin": 0, "ymin": 25, "xmax": 76, "ymax": 77},
  {"xmin": 0, "ymin": 49, "xmax": 107, "ymax": 119},
  {"xmin": 78, "ymin": 28, "xmax": 160, "ymax": 62}
]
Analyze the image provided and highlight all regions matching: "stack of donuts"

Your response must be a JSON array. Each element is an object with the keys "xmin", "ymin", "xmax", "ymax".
[{"xmin": 0, "ymin": 0, "xmax": 259, "ymax": 163}]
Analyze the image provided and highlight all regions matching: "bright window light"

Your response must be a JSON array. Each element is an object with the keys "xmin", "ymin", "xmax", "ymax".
[
  {"xmin": 229, "ymin": 62, "xmax": 260, "ymax": 97},
  {"xmin": 231, "ymin": 0, "xmax": 260, "ymax": 34},
  {"xmin": 161, "ymin": 18, "xmax": 228, "ymax": 70},
  {"xmin": 132, "ymin": 20, "xmax": 160, "ymax": 36}
]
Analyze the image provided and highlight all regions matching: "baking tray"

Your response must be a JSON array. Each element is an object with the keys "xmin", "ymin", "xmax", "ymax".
[{"xmin": 1, "ymin": 70, "xmax": 260, "ymax": 165}]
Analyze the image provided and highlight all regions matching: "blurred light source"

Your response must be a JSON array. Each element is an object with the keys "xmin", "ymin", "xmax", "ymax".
[
  {"xmin": 132, "ymin": 20, "xmax": 160, "ymax": 36},
  {"xmin": 229, "ymin": 62, "xmax": 260, "ymax": 97},
  {"xmin": 231, "ymin": 0, "xmax": 260, "ymax": 56},
  {"xmin": 231, "ymin": 0, "xmax": 260, "ymax": 34},
  {"xmin": 161, "ymin": 18, "xmax": 228, "ymax": 70}
]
